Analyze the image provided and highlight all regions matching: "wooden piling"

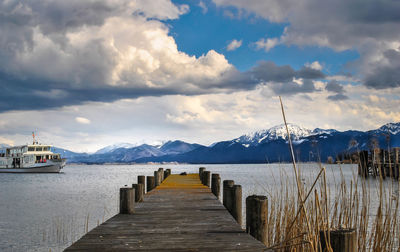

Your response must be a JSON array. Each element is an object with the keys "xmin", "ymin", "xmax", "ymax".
[
  {"xmin": 119, "ymin": 187, "xmax": 135, "ymax": 214},
  {"xmin": 147, "ymin": 176, "xmax": 155, "ymax": 192},
  {"xmin": 138, "ymin": 175, "xmax": 146, "ymax": 193},
  {"xmin": 199, "ymin": 167, "xmax": 205, "ymax": 183},
  {"xmin": 132, "ymin": 183, "xmax": 144, "ymax": 202},
  {"xmin": 158, "ymin": 168, "xmax": 164, "ymax": 181},
  {"xmin": 211, "ymin": 173, "xmax": 221, "ymax": 199},
  {"xmin": 223, "ymin": 180, "xmax": 235, "ymax": 212},
  {"xmin": 231, "ymin": 185, "xmax": 242, "ymax": 226},
  {"xmin": 166, "ymin": 168, "xmax": 171, "ymax": 177},
  {"xmin": 203, "ymin": 171, "xmax": 211, "ymax": 187},
  {"xmin": 154, "ymin": 171, "xmax": 160, "ymax": 187},
  {"xmin": 246, "ymin": 195, "xmax": 268, "ymax": 245},
  {"xmin": 320, "ymin": 228, "xmax": 357, "ymax": 252}
]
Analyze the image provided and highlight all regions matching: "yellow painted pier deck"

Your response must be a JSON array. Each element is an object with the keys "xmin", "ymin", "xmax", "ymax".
[{"xmin": 65, "ymin": 174, "xmax": 267, "ymax": 251}]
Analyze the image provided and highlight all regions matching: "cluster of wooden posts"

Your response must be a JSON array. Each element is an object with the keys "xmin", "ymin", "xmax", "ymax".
[
  {"xmin": 358, "ymin": 147, "xmax": 400, "ymax": 179},
  {"xmin": 119, "ymin": 167, "xmax": 171, "ymax": 214}
]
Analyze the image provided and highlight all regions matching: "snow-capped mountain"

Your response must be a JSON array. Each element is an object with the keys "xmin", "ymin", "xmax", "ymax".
[
  {"xmin": 38, "ymin": 121, "xmax": 400, "ymax": 164},
  {"xmin": 234, "ymin": 123, "xmax": 336, "ymax": 147},
  {"xmin": 312, "ymin": 128, "xmax": 338, "ymax": 135},
  {"xmin": 372, "ymin": 122, "xmax": 400, "ymax": 135},
  {"xmin": 160, "ymin": 140, "xmax": 203, "ymax": 155},
  {"xmin": 95, "ymin": 143, "xmax": 139, "ymax": 154}
]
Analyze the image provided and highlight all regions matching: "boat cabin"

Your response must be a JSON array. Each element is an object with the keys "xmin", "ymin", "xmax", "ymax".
[{"xmin": 0, "ymin": 144, "xmax": 61, "ymax": 168}]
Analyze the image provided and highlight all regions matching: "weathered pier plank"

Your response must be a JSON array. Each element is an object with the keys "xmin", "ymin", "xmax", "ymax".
[{"xmin": 65, "ymin": 173, "xmax": 267, "ymax": 251}]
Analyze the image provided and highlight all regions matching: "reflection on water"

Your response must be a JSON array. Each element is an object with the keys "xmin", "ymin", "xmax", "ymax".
[{"xmin": 0, "ymin": 163, "xmax": 396, "ymax": 251}]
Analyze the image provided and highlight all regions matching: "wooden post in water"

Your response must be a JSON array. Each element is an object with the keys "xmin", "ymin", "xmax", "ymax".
[
  {"xmin": 246, "ymin": 195, "xmax": 268, "ymax": 245},
  {"xmin": 158, "ymin": 168, "xmax": 164, "ymax": 181},
  {"xmin": 138, "ymin": 175, "xmax": 146, "ymax": 193},
  {"xmin": 154, "ymin": 171, "xmax": 160, "ymax": 187},
  {"xmin": 320, "ymin": 228, "xmax": 357, "ymax": 252},
  {"xmin": 147, "ymin": 176, "xmax": 155, "ymax": 192},
  {"xmin": 211, "ymin": 173, "xmax": 221, "ymax": 199},
  {"xmin": 231, "ymin": 185, "xmax": 242, "ymax": 226},
  {"xmin": 199, "ymin": 167, "xmax": 205, "ymax": 183},
  {"xmin": 223, "ymin": 180, "xmax": 234, "ymax": 212},
  {"xmin": 132, "ymin": 184, "xmax": 144, "ymax": 202},
  {"xmin": 203, "ymin": 171, "xmax": 211, "ymax": 187},
  {"xmin": 119, "ymin": 187, "xmax": 135, "ymax": 214}
]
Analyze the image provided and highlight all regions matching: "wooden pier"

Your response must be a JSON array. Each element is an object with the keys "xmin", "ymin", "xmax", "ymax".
[
  {"xmin": 358, "ymin": 148, "xmax": 400, "ymax": 179},
  {"xmin": 65, "ymin": 172, "xmax": 267, "ymax": 251}
]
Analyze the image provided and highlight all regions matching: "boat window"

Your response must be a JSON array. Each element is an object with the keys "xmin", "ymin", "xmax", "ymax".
[
  {"xmin": 28, "ymin": 147, "xmax": 34, "ymax": 151},
  {"xmin": 36, "ymin": 147, "xmax": 43, "ymax": 151},
  {"xmin": 43, "ymin": 147, "xmax": 49, "ymax": 151}
]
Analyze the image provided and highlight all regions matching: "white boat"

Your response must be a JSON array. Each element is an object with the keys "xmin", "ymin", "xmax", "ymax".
[{"xmin": 0, "ymin": 142, "xmax": 66, "ymax": 173}]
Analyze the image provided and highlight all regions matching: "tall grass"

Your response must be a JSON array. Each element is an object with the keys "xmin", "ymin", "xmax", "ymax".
[
  {"xmin": 254, "ymin": 165, "xmax": 399, "ymax": 251},
  {"xmin": 270, "ymin": 97, "xmax": 400, "ymax": 251}
]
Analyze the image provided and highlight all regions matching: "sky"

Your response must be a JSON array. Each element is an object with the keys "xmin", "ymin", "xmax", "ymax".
[{"xmin": 0, "ymin": 0, "xmax": 399, "ymax": 152}]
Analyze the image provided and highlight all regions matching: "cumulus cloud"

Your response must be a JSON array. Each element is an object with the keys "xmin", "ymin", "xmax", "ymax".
[
  {"xmin": 254, "ymin": 37, "xmax": 279, "ymax": 52},
  {"xmin": 227, "ymin": 39, "xmax": 242, "ymax": 51},
  {"xmin": 212, "ymin": 0, "xmax": 400, "ymax": 90},
  {"xmin": 0, "ymin": 0, "xmax": 242, "ymax": 112},
  {"xmin": 364, "ymin": 48, "xmax": 400, "ymax": 89},
  {"xmin": 305, "ymin": 61, "xmax": 323, "ymax": 71}
]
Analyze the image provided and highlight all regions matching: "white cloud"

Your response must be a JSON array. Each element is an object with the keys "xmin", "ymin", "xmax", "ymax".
[
  {"xmin": 227, "ymin": 39, "xmax": 242, "ymax": 51},
  {"xmin": 305, "ymin": 61, "xmax": 323, "ymax": 71},
  {"xmin": 133, "ymin": 0, "xmax": 189, "ymax": 20},
  {"xmin": 75, "ymin": 117, "xmax": 91, "ymax": 125},
  {"xmin": 198, "ymin": 1, "xmax": 208, "ymax": 14},
  {"xmin": 254, "ymin": 37, "xmax": 279, "ymax": 52}
]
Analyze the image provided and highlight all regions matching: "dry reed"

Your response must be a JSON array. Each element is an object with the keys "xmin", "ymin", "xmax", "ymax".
[{"xmin": 267, "ymin": 97, "xmax": 400, "ymax": 251}]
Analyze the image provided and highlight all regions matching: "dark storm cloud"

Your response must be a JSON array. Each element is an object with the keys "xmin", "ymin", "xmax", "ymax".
[
  {"xmin": 296, "ymin": 67, "xmax": 325, "ymax": 79},
  {"xmin": 325, "ymin": 80, "xmax": 348, "ymax": 100},
  {"xmin": 326, "ymin": 80, "xmax": 345, "ymax": 93},
  {"xmin": 0, "ymin": 74, "xmax": 180, "ymax": 112},
  {"xmin": 250, "ymin": 61, "xmax": 324, "ymax": 95},
  {"xmin": 251, "ymin": 61, "xmax": 324, "ymax": 83},
  {"xmin": 270, "ymin": 79, "xmax": 318, "ymax": 95},
  {"xmin": 364, "ymin": 49, "xmax": 400, "ymax": 89}
]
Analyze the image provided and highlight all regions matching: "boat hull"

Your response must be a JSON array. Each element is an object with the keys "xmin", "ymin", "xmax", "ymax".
[{"xmin": 0, "ymin": 160, "xmax": 65, "ymax": 173}]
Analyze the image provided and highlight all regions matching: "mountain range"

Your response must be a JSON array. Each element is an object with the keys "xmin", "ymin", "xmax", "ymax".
[{"xmin": 45, "ymin": 122, "xmax": 400, "ymax": 164}]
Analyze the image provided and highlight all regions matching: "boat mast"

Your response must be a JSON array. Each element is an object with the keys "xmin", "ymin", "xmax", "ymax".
[{"xmin": 32, "ymin": 132, "xmax": 36, "ymax": 145}]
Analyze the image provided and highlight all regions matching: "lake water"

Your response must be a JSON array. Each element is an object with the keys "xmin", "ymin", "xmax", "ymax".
[{"xmin": 0, "ymin": 163, "xmax": 396, "ymax": 251}]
